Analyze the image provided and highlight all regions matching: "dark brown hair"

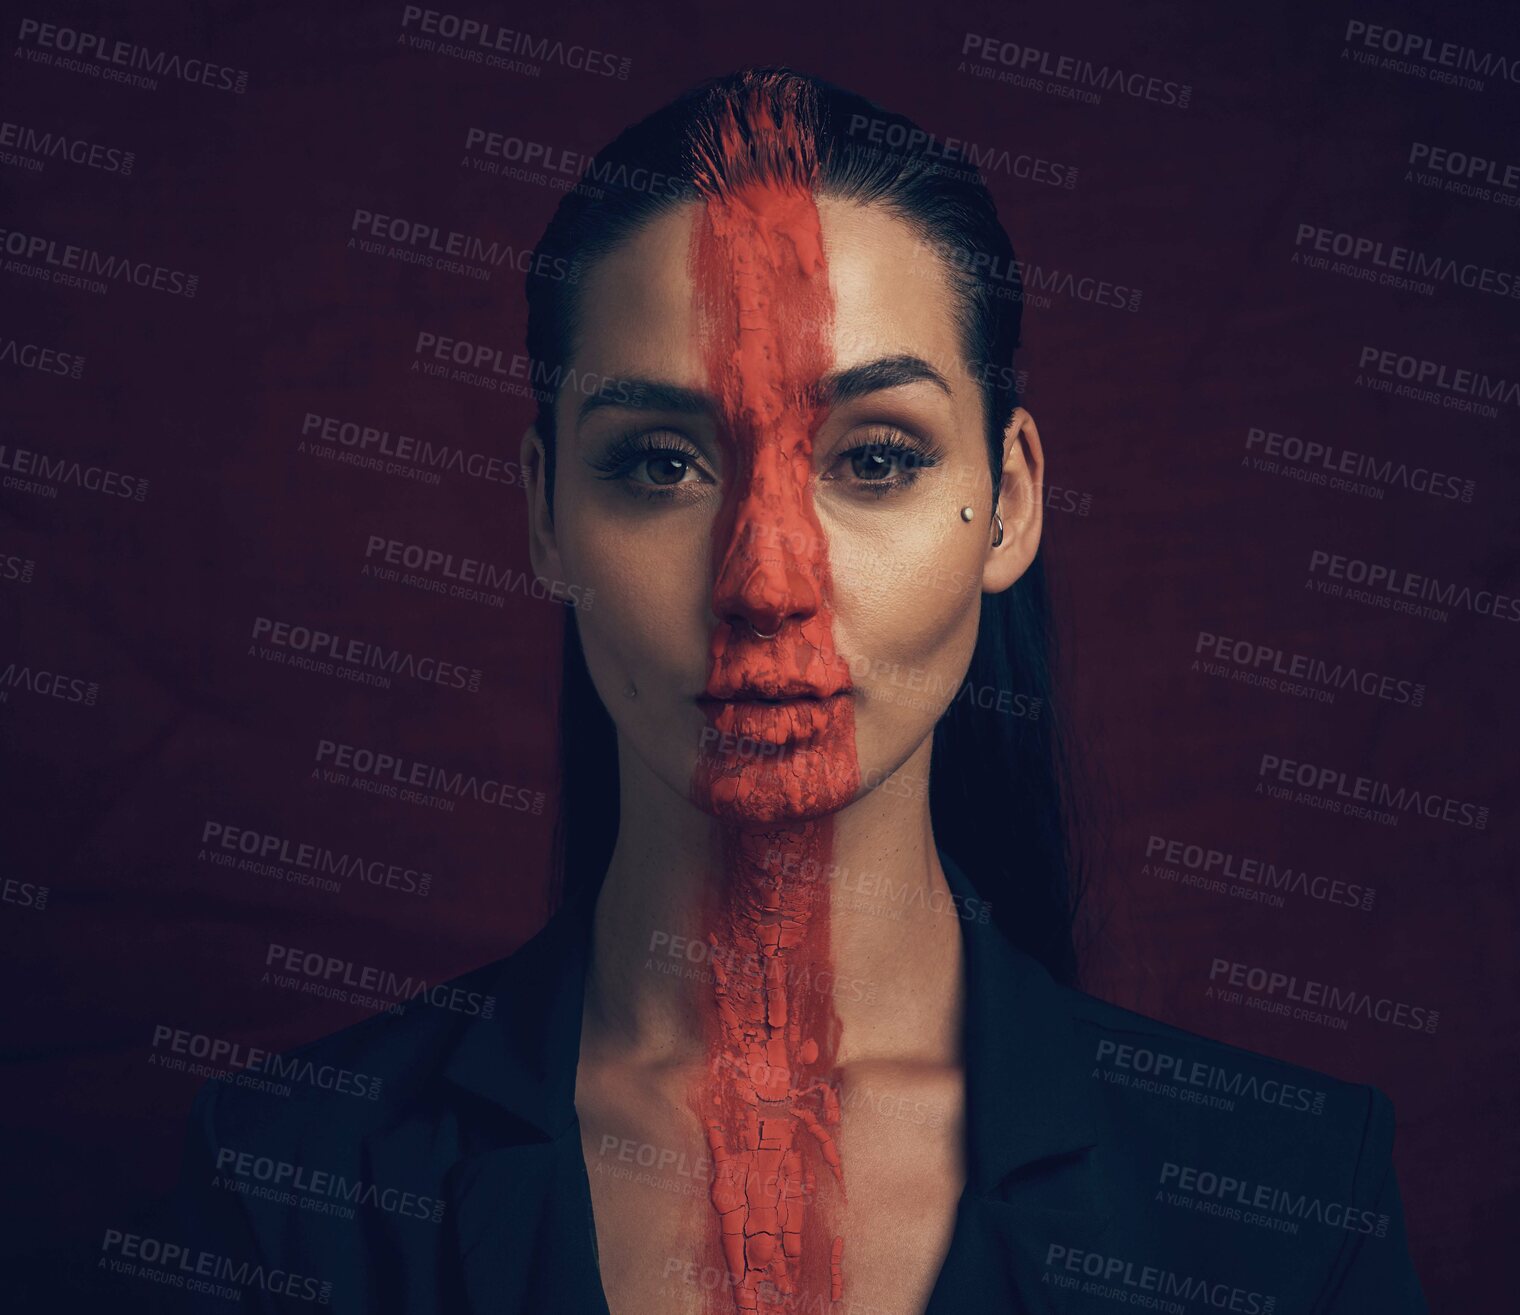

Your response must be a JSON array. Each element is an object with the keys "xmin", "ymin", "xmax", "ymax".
[{"xmin": 524, "ymin": 67, "xmax": 1085, "ymax": 985}]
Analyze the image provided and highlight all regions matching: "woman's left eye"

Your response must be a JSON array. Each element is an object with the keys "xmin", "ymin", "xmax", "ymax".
[{"xmin": 827, "ymin": 432, "xmax": 941, "ymax": 492}]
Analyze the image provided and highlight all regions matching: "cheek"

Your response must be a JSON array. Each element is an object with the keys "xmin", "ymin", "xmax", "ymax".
[
  {"xmin": 827, "ymin": 510, "xmax": 985, "ymax": 709},
  {"xmin": 557, "ymin": 500, "xmax": 714, "ymax": 687}
]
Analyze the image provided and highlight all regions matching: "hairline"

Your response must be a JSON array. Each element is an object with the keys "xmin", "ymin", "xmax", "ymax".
[{"xmin": 543, "ymin": 191, "xmax": 1000, "ymax": 482}]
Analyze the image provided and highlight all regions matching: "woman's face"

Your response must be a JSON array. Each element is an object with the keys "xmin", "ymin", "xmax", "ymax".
[{"xmin": 525, "ymin": 195, "xmax": 1042, "ymax": 827}]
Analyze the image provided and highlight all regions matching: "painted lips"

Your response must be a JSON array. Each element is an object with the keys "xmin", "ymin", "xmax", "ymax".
[{"xmin": 699, "ymin": 691, "xmax": 854, "ymax": 747}]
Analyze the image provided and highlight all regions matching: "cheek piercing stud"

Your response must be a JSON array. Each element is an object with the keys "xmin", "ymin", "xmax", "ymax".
[
  {"xmin": 962, "ymin": 504, "xmax": 1005, "ymax": 546},
  {"xmin": 624, "ymin": 678, "xmax": 638, "ymax": 699}
]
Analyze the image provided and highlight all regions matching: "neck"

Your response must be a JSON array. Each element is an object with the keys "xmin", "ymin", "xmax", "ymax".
[{"xmin": 581, "ymin": 735, "xmax": 965, "ymax": 1069}]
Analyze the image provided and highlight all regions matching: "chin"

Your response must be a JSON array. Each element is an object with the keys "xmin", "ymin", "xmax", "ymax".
[{"xmin": 690, "ymin": 744, "xmax": 860, "ymax": 829}]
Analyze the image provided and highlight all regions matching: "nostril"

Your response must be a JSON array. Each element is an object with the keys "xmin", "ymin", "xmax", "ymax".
[
  {"xmin": 711, "ymin": 512, "xmax": 823, "ymax": 639},
  {"xmin": 738, "ymin": 566, "xmax": 791, "ymax": 630}
]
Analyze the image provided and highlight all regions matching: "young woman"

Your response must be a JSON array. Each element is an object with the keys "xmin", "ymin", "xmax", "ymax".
[{"xmin": 142, "ymin": 68, "xmax": 1426, "ymax": 1315}]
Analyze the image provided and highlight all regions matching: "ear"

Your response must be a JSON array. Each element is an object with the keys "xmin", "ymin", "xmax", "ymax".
[
  {"xmin": 520, "ymin": 424, "xmax": 566, "ymax": 588},
  {"xmin": 981, "ymin": 406, "xmax": 1044, "ymax": 594}
]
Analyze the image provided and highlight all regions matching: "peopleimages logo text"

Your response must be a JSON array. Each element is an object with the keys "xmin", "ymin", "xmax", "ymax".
[
  {"xmin": 99, "ymin": 1229, "xmax": 330, "ymax": 1302},
  {"xmin": 201, "ymin": 820, "xmax": 433, "ymax": 897},
  {"xmin": 149, "ymin": 1024, "xmax": 384, "ymax": 1100},
  {"xmin": 363, "ymin": 533, "xmax": 593, "ymax": 608},
  {"xmin": 1095, "ymin": 1037, "xmax": 1328, "ymax": 1114},
  {"xmin": 350, "ymin": 209, "xmax": 577, "ymax": 280},
  {"xmin": 264, "ymin": 944, "xmax": 494, "ymax": 1018},
  {"xmin": 0, "ymin": 226, "xmax": 197, "ymax": 296},
  {"xmin": 1308, "ymin": 549, "xmax": 1520, "ymax": 622},
  {"xmin": 313, "ymin": 739, "xmax": 545, "ymax": 813},
  {"xmin": 1409, "ymin": 142, "xmax": 1520, "ymax": 192},
  {"xmin": 15, "ymin": 19, "xmax": 249, "ymax": 93},
  {"xmin": 845, "ymin": 113, "xmax": 1078, "ymax": 187},
  {"xmin": 399, "ymin": 7, "xmax": 630, "ymax": 78},
  {"xmin": 0, "ymin": 335, "xmax": 86, "ymax": 379},
  {"xmin": 1357, "ymin": 346, "xmax": 1520, "ymax": 408},
  {"xmin": 0, "ymin": 443, "xmax": 147, "ymax": 498},
  {"xmin": 1245, "ymin": 427, "xmax": 1473, "ymax": 503},
  {"xmin": 251, "ymin": 616, "xmax": 482, "ymax": 692},
  {"xmin": 302, "ymin": 413, "xmax": 522, "ymax": 486},
  {"xmin": 0, "ymin": 120, "xmax": 134, "ymax": 174},
  {"xmin": 960, "ymin": 33, "xmax": 1191, "ymax": 107},
  {"xmin": 1160, "ymin": 1161, "xmax": 1390, "ymax": 1236},
  {"xmin": 1145, "ymin": 834, "xmax": 1374, "ymax": 911},
  {"xmin": 1343, "ymin": 19, "xmax": 1520, "ymax": 85},
  {"xmin": 1208, "ymin": 959, "xmax": 1439, "ymax": 1033},
  {"xmin": 1043, "ymin": 1244, "xmax": 1274, "ymax": 1313},
  {"xmin": 214, "ymin": 1147, "xmax": 446, "ymax": 1223},
  {"xmin": 1195, "ymin": 630, "xmax": 1424, "ymax": 706},
  {"xmin": 1295, "ymin": 223, "xmax": 1520, "ymax": 298},
  {"xmin": 1257, "ymin": 752, "xmax": 1488, "ymax": 829}
]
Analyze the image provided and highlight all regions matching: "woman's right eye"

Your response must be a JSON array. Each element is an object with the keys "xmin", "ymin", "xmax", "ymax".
[
  {"xmin": 591, "ymin": 432, "xmax": 715, "ymax": 499},
  {"xmin": 627, "ymin": 451, "xmax": 701, "ymax": 486}
]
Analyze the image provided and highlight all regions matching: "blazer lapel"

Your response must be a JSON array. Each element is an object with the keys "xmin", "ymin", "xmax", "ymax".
[
  {"xmin": 931, "ymin": 855, "xmax": 1116, "ymax": 1312},
  {"xmin": 440, "ymin": 1139, "xmax": 612, "ymax": 1315},
  {"xmin": 430, "ymin": 902, "xmax": 608, "ymax": 1314}
]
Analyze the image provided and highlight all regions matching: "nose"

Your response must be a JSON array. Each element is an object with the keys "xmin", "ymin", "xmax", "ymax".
[
  {"xmin": 712, "ymin": 514, "xmax": 822, "ymax": 636},
  {"xmin": 711, "ymin": 458, "xmax": 823, "ymax": 638}
]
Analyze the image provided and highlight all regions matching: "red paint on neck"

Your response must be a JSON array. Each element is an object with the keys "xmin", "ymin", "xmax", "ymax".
[{"xmin": 685, "ymin": 79, "xmax": 859, "ymax": 1313}]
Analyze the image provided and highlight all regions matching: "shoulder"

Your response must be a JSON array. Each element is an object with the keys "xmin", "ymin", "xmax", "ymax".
[
  {"xmin": 1066, "ymin": 980, "xmax": 1397, "ymax": 1142},
  {"xmin": 129, "ymin": 916, "xmax": 589, "ymax": 1311},
  {"xmin": 193, "ymin": 925, "xmax": 552, "ymax": 1154},
  {"xmin": 1067, "ymin": 982, "xmax": 1387, "ymax": 1114},
  {"xmin": 1060, "ymin": 980, "xmax": 1401, "ymax": 1227},
  {"xmin": 1046, "ymin": 983, "xmax": 1427, "ymax": 1308}
]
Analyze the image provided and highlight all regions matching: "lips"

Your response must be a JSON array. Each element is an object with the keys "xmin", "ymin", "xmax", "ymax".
[
  {"xmin": 701, "ymin": 692, "xmax": 852, "ymax": 747},
  {"xmin": 702, "ymin": 663, "xmax": 853, "ymax": 704}
]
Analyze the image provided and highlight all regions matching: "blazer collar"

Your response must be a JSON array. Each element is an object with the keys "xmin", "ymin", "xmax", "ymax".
[
  {"xmin": 938, "ymin": 852, "xmax": 1104, "ymax": 1193},
  {"xmin": 439, "ymin": 898, "xmax": 594, "ymax": 1143},
  {"xmin": 437, "ymin": 851, "xmax": 1105, "ymax": 1185}
]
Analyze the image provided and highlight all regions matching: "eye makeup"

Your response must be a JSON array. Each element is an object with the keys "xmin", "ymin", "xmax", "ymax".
[
  {"xmin": 587, "ymin": 428, "xmax": 716, "ymax": 501},
  {"xmin": 588, "ymin": 423, "xmax": 943, "ymax": 502},
  {"xmin": 822, "ymin": 424, "xmax": 944, "ymax": 497}
]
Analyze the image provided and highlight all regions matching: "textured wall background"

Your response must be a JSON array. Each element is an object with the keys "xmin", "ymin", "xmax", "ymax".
[{"xmin": 1, "ymin": 0, "xmax": 1514, "ymax": 1306}]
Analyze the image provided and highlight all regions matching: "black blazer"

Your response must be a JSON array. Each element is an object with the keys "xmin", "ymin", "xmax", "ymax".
[{"xmin": 126, "ymin": 853, "xmax": 1426, "ymax": 1313}]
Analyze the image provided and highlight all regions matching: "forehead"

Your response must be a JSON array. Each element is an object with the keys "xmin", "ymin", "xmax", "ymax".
[{"xmin": 570, "ymin": 195, "xmax": 965, "ymax": 390}]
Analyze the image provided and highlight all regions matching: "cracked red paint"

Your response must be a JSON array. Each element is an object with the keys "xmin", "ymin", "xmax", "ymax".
[{"xmin": 686, "ymin": 75, "xmax": 859, "ymax": 1313}]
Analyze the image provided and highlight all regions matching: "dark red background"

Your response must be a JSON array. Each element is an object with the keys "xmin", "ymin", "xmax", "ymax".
[{"xmin": 1, "ymin": 0, "xmax": 1514, "ymax": 1306}]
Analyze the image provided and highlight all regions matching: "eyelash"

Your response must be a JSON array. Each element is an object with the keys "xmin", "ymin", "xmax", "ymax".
[
  {"xmin": 590, "ymin": 431, "xmax": 712, "ymax": 502},
  {"xmin": 830, "ymin": 427, "xmax": 943, "ymax": 498},
  {"xmin": 592, "ymin": 427, "xmax": 942, "ymax": 502}
]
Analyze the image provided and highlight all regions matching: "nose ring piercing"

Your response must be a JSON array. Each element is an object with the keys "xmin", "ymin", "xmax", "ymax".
[{"xmin": 746, "ymin": 620, "xmax": 779, "ymax": 640}]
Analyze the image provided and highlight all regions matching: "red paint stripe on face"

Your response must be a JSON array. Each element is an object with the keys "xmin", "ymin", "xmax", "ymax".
[{"xmin": 685, "ymin": 79, "xmax": 860, "ymax": 1313}]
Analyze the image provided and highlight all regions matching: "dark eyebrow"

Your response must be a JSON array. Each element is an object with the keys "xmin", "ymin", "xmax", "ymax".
[
  {"xmin": 808, "ymin": 354, "xmax": 953, "ymax": 409},
  {"xmin": 578, "ymin": 378, "xmax": 711, "ymax": 424},
  {"xmin": 577, "ymin": 353, "xmax": 953, "ymax": 425}
]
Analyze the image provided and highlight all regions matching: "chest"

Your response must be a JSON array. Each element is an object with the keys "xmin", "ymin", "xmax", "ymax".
[{"xmin": 576, "ymin": 1064, "xmax": 966, "ymax": 1315}]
